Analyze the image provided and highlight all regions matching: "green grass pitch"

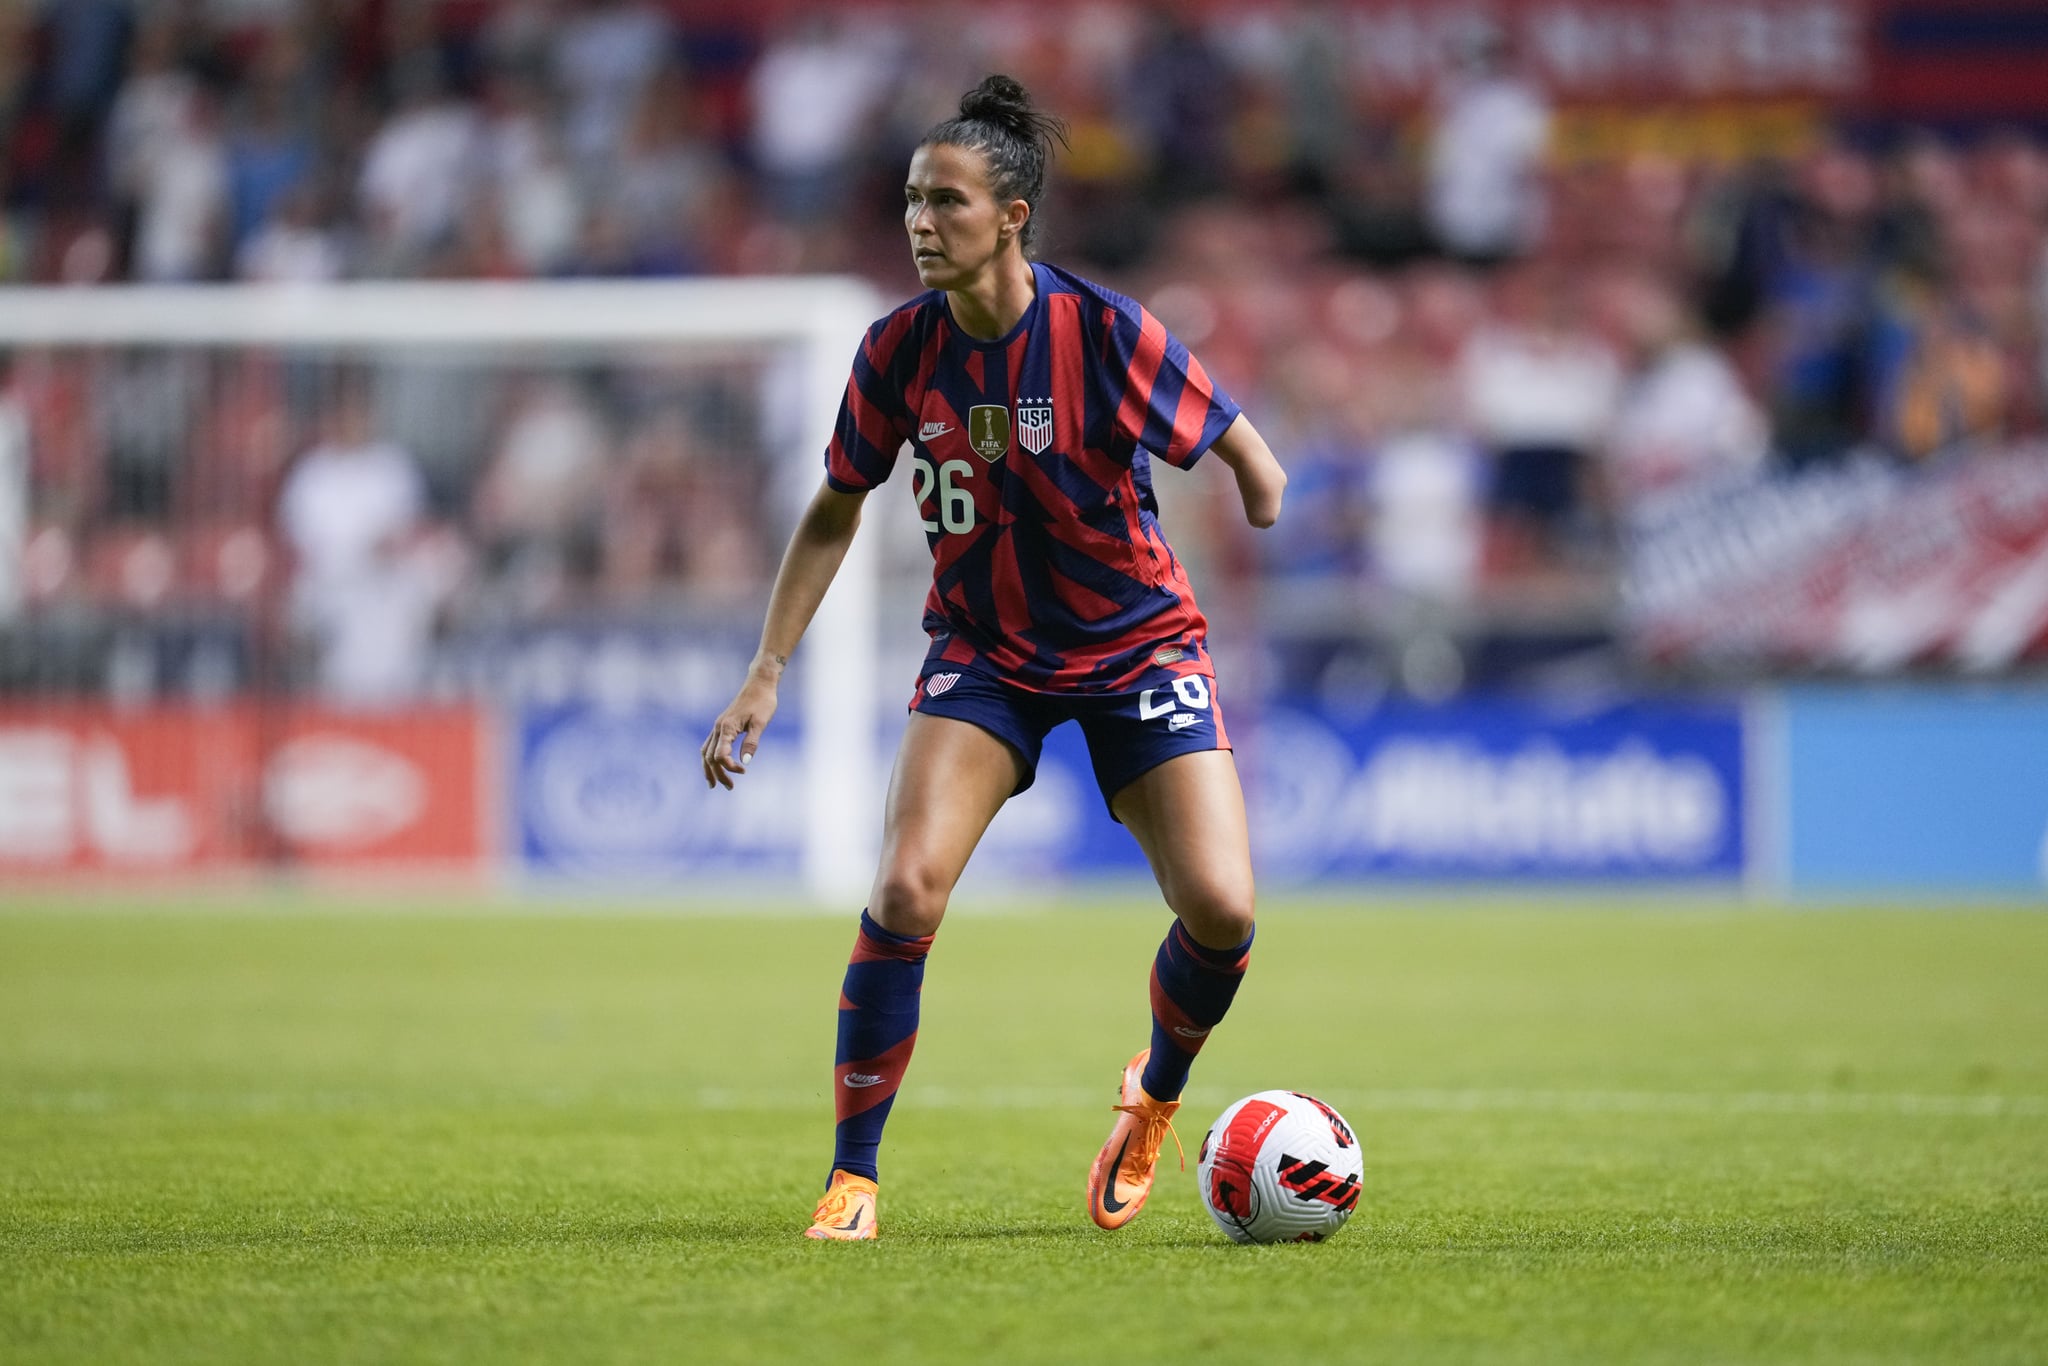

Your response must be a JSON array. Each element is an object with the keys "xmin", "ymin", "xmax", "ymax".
[{"xmin": 2, "ymin": 898, "xmax": 2045, "ymax": 1364}]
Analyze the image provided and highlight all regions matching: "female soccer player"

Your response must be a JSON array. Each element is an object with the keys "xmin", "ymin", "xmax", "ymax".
[{"xmin": 700, "ymin": 75, "xmax": 1287, "ymax": 1241}]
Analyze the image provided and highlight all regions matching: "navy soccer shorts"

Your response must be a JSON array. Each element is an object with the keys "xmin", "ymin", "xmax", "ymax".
[{"xmin": 907, "ymin": 661, "xmax": 1232, "ymax": 817}]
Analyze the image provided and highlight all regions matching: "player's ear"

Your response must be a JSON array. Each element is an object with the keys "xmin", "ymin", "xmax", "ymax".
[{"xmin": 1001, "ymin": 198, "xmax": 1030, "ymax": 244}]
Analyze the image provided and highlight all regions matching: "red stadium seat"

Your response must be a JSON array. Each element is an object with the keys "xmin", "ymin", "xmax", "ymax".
[{"xmin": 82, "ymin": 528, "xmax": 178, "ymax": 611}]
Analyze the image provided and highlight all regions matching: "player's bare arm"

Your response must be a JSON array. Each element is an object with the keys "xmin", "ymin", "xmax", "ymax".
[
  {"xmin": 700, "ymin": 479, "xmax": 866, "ymax": 789},
  {"xmin": 1211, "ymin": 414, "xmax": 1287, "ymax": 529}
]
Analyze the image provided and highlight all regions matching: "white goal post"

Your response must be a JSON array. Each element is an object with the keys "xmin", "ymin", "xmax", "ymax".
[{"xmin": 0, "ymin": 277, "xmax": 887, "ymax": 902}]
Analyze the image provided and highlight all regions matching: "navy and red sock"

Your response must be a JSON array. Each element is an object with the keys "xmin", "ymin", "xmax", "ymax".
[
  {"xmin": 829, "ymin": 909, "xmax": 933, "ymax": 1182},
  {"xmin": 1141, "ymin": 920, "xmax": 1253, "ymax": 1102}
]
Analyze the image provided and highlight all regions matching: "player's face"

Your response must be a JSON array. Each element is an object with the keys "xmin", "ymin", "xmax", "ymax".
[{"xmin": 904, "ymin": 143, "xmax": 1025, "ymax": 291}]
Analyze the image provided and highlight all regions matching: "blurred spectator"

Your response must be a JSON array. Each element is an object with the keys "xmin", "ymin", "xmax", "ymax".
[
  {"xmin": 554, "ymin": 0, "xmax": 675, "ymax": 167},
  {"xmin": 182, "ymin": 353, "xmax": 290, "ymax": 526},
  {"xmin": 1126, "ymin": 10, "xmax": 1234, "ymax": 204},
  {"xmin": 1744, "ymin": 142, "xmax": 1884, "ymax": 467},
  {"xmin": 604, "ymin": 407, "xmax": 763, "ymax": 601},
  {"xmin": 1457, "ymin": 265, "xmax": 1621, "ymax": 571},
  {"xmin": 1599, "ymin": 271, "xmax": 1768, "ymax": 521},
  {"xmin": 105, "ymin": 20, "xmax": 200, "ymax": 233},
  {"xmin": 1217, "ymin": 5, "xmax": 1352, "ymax": 199},
  {"xmin": 236, "ymin": 184, "xmax": 346, "ymax": 283},
  {"xmin": 100, "ymin": 351, "xmax": 199, "ymax": 521},
  {"xmin": 1425, "ymin": 23, "xmax": 1551, "ymax": 266},
  {"xmin": 278, "ymin": 379, "xmax": 454, "ymax": 703},
  {"xmin": 607, "ymin": 70, "xmax": 727, "ymax": 274},
  {"xmin": 1371, "ymin": 429, "xmax": 1485, "ymax": 602},
  {"xmin": 749, "ymin": 16, "xmax": 898, "ymax": 222},
  {"xmin": 43, "ymin": 0, "xmax": 132, "ymax": 143},
  {"xmin": 225, "ymin": 82, "xmax": 316, "ymax": 257},
  {"xmin": 132, "ymin": 87, "xmax": 228, "ymax": 282},
  {"xmin": 358, "ymin": 79, "xmax": 481, "ymax": 271},
  {"xmin": 1872, "ymin": 264, "xmax": 2011, "ymax": 461},
  {"xmin": 482, "ymin": 75, "xmax": 584, "ymax": 276},
  {"xmin": 482, "ymin": 0, "xmax": 557, "ymax": 87},
  {"xmin": 1254, "ymin": 342, "xmax": 1370, "ymax": 589},
  {"xmin": 473, "ymin": 377, "xmax": 611, "ymax": 611}
]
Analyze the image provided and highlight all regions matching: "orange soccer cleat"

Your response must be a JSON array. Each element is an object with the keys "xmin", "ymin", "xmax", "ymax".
[
  {"xmin": 1086, "ymin": 1049, "xmax": 1184, "ymax": 1230},
  {"xmin": 804, "ymin": 1170, "xmax": 879, "ymax": 1241}
]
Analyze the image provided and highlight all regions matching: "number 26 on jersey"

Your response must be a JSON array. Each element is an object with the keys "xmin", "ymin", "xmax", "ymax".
[{"xmin": 912, "ymin": 455, "xmax": 976, "ymax": 534}]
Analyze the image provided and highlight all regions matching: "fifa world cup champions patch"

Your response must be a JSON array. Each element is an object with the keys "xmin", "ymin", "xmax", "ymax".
[{"xmin": 968, "ymin": 405, "xmax": 1009, "ymax": 462}]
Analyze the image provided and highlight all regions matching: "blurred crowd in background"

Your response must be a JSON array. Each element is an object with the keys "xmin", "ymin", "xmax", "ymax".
[{"xmin": 1, "ymin": 0, "xmax": 2046, "ymax": 702}]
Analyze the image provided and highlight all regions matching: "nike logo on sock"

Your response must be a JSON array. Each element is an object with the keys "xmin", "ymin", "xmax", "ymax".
[{"xmin": 844, "ymin": 1073, "xmax": 886, "ymax": 1088}]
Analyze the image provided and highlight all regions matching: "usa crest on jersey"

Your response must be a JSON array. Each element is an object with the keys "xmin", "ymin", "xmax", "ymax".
[{"xmin": 1017, "ymin": 399, "xmax": 1054, "ymax": 455}]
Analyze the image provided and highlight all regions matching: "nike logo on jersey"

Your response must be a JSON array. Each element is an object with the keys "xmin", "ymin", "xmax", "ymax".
[
  {"xmin": 843, "ymin": 1073, "xmax": 886, "ymax": 1088},
  {"xmin": 919, "ymin": 421, "xmax": 953, "ymax": 441},
  {"xmin": 1168, "ymin": 712, "xmax": 1199, "ymax": 731}
]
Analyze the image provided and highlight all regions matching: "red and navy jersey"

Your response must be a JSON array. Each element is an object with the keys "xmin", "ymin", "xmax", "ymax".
[{"xmin": 824, "ymin": 262, "xmax": 1241, "ymax": 693}]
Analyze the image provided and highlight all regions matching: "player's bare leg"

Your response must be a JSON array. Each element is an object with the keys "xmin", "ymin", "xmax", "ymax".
[
  {"xmin": 808, "ymin": 712, "xmax": 1023, "ymax": 1240},
  {"xmin": 1087, "ymin": 750, "xmax": 1257, "ymax": 1229},
  {"xmin": 867, "ymin": 712, "xmax": 1025, "ymax": 939},
  {"xmin": 1111, "ymin": 749, "xmax": 1257, "ymax": 952}
]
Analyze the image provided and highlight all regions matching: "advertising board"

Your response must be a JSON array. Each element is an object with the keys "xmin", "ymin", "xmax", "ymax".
[
  {"xmin": 514, "ymin": 702, "xmax": 802, "ymax": 881},
  {"xmin": 1242, "ymin": 697, "xmax": 1746, "ymax": 883},
  {"xmin": 1782, "ymin": 688, "xmax": 2048, "ymax": 895},
  {"xmin": 0, "ymin": 704, "xmax": 486, "ymax": 877}
]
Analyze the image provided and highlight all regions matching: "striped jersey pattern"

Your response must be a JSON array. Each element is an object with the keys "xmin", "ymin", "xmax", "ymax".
[{"xmin": 824, "ymin": 262, "xmax": 1241, "ymax": 693}]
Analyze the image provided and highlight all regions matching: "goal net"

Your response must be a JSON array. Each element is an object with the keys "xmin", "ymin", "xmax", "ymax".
[{"xmin": 0, "ymin": 278, "xmax": 889, "ymax": 900}]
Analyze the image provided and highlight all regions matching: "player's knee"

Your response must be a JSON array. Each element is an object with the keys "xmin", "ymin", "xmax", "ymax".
[
  {"xmin": 1172, "ymin": 884, "xmax": 1255, "ymax": 951},
  {"xmin": 870, "ymin": 860, "xmax": 952, "ymax": 938}
]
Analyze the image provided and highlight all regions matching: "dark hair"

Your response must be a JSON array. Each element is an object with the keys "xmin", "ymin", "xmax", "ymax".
[{"xmin": 920, "ymin": 74, "xmax": 1069, "ymax": 251}]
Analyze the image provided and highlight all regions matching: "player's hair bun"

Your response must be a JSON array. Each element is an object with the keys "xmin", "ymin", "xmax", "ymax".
[
  {"xmin": 959, "ymin": 74, "xmax": 1035, "ymax": 134},
  {"xmin": 921, "ymin": 74, "xmax": 1070, "ymax": 253}
]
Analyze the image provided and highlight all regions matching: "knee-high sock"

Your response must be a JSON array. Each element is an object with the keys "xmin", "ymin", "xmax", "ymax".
[
  {"xmin": 830, "ymin": 909, "xmax": 933, "ymax": 1182},
  {"xmin": 1141, "ymin": 921, "xmax": 1253, "ymax": 1102}
]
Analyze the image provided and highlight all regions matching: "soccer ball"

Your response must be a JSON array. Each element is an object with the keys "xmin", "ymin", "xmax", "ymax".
[{"xmin": 1196, "ymin": 1090, "xmax": 1362, "ymax": 1244}]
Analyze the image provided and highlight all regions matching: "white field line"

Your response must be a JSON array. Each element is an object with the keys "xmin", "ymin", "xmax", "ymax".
[
  {"xmin": 9, "ymin": 1086, "xmax": 2047, "ymax": 1119},
  {"xmin": 696, "ymin": 1086, "xmax": 2048, "ymax": 1119}
]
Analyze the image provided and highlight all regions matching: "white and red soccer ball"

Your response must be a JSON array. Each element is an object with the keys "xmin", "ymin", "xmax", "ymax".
[{"xmin": 1196, "ymin": 1090, "xmax": 1363, "ymax": 1244}]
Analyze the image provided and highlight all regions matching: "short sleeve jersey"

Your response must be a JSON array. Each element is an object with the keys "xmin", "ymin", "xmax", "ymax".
[{"xmin": 824, "ymin": 262, "xmax": 1241, "ymax": 693}]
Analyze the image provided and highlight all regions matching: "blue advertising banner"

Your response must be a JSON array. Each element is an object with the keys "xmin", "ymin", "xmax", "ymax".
[
  {"xmin": 1783, "ymin": 688, "xmax": 2048, "ymax": 895},
  {"xmin": 1241, "ymin": 697, "xmax": 1747, "ymax": 883},
  {"xmin": 509, "ymin": 692, "xmax": 1748, "ymax": 888},
  {"xmin": 515, "ymin": 702, "xmax": 802, "ymax": 880}
]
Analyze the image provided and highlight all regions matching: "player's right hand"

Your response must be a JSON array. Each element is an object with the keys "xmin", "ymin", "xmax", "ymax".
[{"xmin": 701, "ymin": 679, "xmax": 778, "ymax": 790}]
